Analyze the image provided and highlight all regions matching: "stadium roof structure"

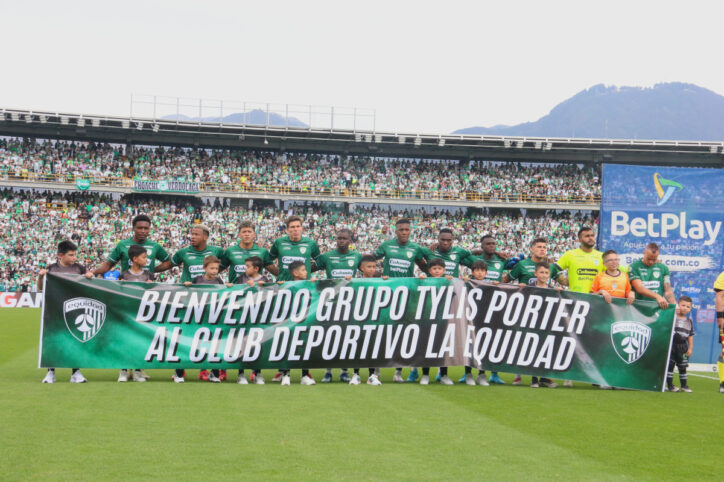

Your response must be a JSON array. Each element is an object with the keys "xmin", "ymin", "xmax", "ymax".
[{"xmin": 2, "ymin": 107, "xmax": 724, "ymax": 167}]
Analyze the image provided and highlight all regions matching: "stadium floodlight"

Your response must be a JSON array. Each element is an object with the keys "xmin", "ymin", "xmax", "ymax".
[
  {"xmin": 39, "ymin": 115, "xmax": 48, "ymax": 124},
  {"xmin": 11, "ymin": 112, "xmax": 20, "ymax": 121},
  {"xmin": 60, "ymin": 116, "xmax": 69, "ymax": 125},
  {"xmin": 121, "ymin": 120, "xmax": 130, "ymax": 129},
  {"xmin": 152, "ymin": 124, "xmax": 159, "ymax": 133},
  {"xmin": 438, "ymin": 138, "xmax": 445, "ymax": 147},
  {"xmin": 355, "ymin": 133, "xmax": 362, "ymax": 142},
  {"xmin": 77, "ymin": 118, "xmax": 85, "ymax": 128},
  {"xmin": 398, "ymin": 136, "xmax": 406, "ymax": 144},
  {"xmin": 374, "ymin": 134, "xmax": 382, "ymax": 143},
  {"xmin": 414, "ymin": 136, "xmax": 422, "ymax": 147},
  {"xmin": 91, "ymin": 119, "xmax": 100, "ymax": 127},
  {"xmin": 25, "ymin": 114, "xmax": 32, "ymax": 123},
  {"xmin": 136, "ymin": 122, "xmax": 143, "ymax": 131}
]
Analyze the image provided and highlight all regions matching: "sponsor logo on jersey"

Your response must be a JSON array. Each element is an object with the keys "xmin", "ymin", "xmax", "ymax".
[
  {"xmin": 450, "ymin": 254, "xmax": 457, "ymax": 261},
  {"xmin": 63, "ymin": 297, "xmax": 106, "ymax": 342},
  {"xmin": 331, "ymin": 269, "xmax": 354, "ymax": 278},
  {"xmin": 300, "ymin": 247, "xmax": 307, "ymax": 254},
  {"xmin": 389, "ymin": 258, "xmax": 411, "ymax": 268},
  {"xmin": 653, "ymin": 173, "xmax": 683, "ymax": 206},
  {"xmin": 282, "ymin": 256, "xmax": 306, "ymax": 265},
  {"xmin": 576, "ymin": 267, "xmax": 599, "ymax": 277},
  {"xmin": 406, "ymin": 251, "xmax": 413, "ymax": 258},
  {"xmin": 611, "ymin": 321, "xmax": 651, "ymax": 364},
  {"xmin": 347, "ymin": 259, "xmax": 355, "ymax": 267}
]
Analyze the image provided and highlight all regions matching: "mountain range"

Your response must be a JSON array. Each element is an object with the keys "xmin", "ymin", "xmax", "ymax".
[
  {"xmin": 453, "ymin": 83, "xmax": 724, "ymax": 141},
  {"xmin": 162, "ymin": 83, "xmax": 724, "ymax": 141},
  {"xmin": 163, "ymin": 109, "xmax": 308, "ymax": 128}
]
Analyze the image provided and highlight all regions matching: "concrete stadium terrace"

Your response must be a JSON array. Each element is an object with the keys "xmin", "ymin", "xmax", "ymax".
[{"xmin": 1, "ymin": 107, "xmax": 723, "ymax": 168}]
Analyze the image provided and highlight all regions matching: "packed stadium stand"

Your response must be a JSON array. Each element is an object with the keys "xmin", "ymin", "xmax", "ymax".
[{"xmin": 1, "ymin": 107, "xmax": 721, "ymax": 290}]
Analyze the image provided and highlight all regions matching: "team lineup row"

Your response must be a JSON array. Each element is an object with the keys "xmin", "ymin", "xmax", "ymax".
[{"xmin": 39, "ymin": 212, "xmax": 715, "ymax": 392}]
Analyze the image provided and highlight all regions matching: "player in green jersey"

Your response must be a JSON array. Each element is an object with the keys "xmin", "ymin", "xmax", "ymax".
[
  {"xmin": 422, "ymin": 228, "xmax": 474, "ymax": 278},
  {"xmin": 419, "ymin": 228, "xmax": 473, "ymax": 383},
  {"xmin": 373, "ymin": 218, "xmax": 428, "ymax": 279},
  {"xmin": 269, "ymin": 215, "xmax": 320, "ymax": 383},
  {"xmin": 314, "ymin": 228, "xmax": 362, "ymax": 281},
  {"xmin": 269, "ymin": 215, "xmax": 320, "ymax": 281},
  {"xmin": 169, "ymin": 224, "xmax": 227, "ymax": 382},
  {"xmin": 373, "ymin": 218, "xmax": 428, "ymax": 383},
  {"xmin": 91, "ymin": 214, "xmax": 171, "ymax": 382},
  {"xmin": 504, "ymin": 237, "xmax": 559, "ymax": 286},
  {"xmin": 93, "ymin": 214, "xmax": 172, "ymax": 276},
  {"xmin": 170, "ymin": 224, "xmax": 227, "ymax": 284},
  {"xmin": 459, "ymin": 234, "xmax": 510, "ymax": 384},
  {"xmin": 470, "ymin": 234, "xmax": 508, "ymax": 283},
  {"xmin": 224, "ymin": 220, "xmax": 278, "ymax": 285},
  {"xmin": 224, "ymin": 220, "xmax": 278, "ymax": 384},
  {"xmin": 628, "ymin": 243, "xmax": 675, "ymax": 309},
  {"xmin": 503, "ymin": 237, "xmax": 560, "ymax": 386},
  {"xmin": 314, "ymin": 228, "xmax": 362, "ymax": 383}
]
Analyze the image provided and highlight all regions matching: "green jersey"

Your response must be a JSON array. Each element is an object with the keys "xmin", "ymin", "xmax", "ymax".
[
  {"xmin": 508, "ymin": 258, "xmax": 559, "ymax": 286},
  {"xmin": 315, "ymin": 250, "xmax": 362, "ymax": 279},
  {"xmin": 269, "ymin": 236, "xmax": 321, "ymax": 281},
  {"xmin": 469, "ymin": 254, "xmax": 507, "ymax": 282},
  {"xmin": 106, "ymin": 237, "xmax": 170, "ymax": 273},
  {"xmin": 374, "ymin": 239, "xmax": 426, "ymax": 277},
  {"xmin": 171, "ymin": 245, "xmax": 226, "ymax": 283},
  {"xmin": 628, "ymin": 259, "xmax": 671, "ymax": 300},
  {"xmin": 422, "ymin": 246, "xmax": 473, "ymax": 277},
  {"xmin": 224, "ymin": 243, "xmax": 273, "ymax": 283}
]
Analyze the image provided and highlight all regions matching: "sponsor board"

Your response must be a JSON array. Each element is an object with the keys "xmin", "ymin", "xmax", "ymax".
[{"xmin": 0, "ymin": 292, "xmax": 42, "ymax": 308}]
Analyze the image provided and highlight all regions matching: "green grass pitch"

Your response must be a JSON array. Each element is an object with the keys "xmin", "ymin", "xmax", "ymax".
[{"xmin": 1, "ymin": 308, "xmax": 721, "ymax": 480}]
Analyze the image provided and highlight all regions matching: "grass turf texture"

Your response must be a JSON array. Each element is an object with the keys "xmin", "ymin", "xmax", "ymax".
[{"xmin": 1, "ymin": 308, "xmax": 721, "ymax": 481}]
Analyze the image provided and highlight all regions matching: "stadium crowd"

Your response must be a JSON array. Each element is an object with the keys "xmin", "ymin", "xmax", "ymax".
[
  {"xmin": 0, "ymin": 138, "xmax": 601, "ymax": 201},
  {"xmin": 0, "ymin": 189, "xmax": 596, "ymax": 291}
]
